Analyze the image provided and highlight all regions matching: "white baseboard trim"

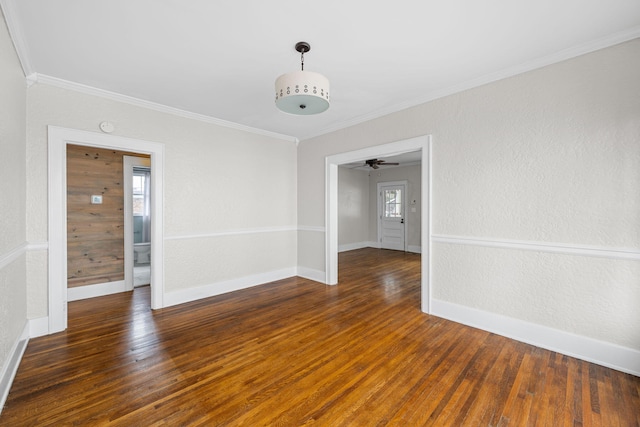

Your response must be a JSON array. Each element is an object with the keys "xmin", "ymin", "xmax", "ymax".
[
  {"xmin": 67, "ymin": 280, "xmax": 127, "ymax": 302},
  {"xmin": 29, "ymin": 316, "xmax": 49, "ymax": 338},
  {"xmin": 164, "ymin": 268, "xmax": 297, "ymax": 308},
  {"xmin": 431, "ymin": 299, "xmax": 640, "ymax": 376},
  {"xmin": 338, "ymin": 241, "xmax": 371, "ymax": 252},
  {"xmin": 296, "ymin": 266, "xmax": 326, "ymax": 283},
  {"xmin": 0, "ymin": 321, "xmax": 29, "ymax": 412},
  {"xmin": 336, "ymin": 242, "xmax": 422, "ymax": 253}
]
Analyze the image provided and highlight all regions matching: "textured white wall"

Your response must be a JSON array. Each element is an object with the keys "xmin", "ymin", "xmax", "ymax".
[
  {"xmin": 298, "ymin": 39, "xmax": 640, "ymax": 350},
  {"xmin": 433, "ymin": 244, "xmax": 640, "ymax": 349},
  {"xmin": 0, "ymin": 7, "xmax": 27, "ymax": 382},
  {"xmin": 432, "ymin": 56, "xmax": 640, "ymax": 247},
  {"xmin": 26, "ymin": 83, "xmax": 297, "ymax": 315},
  {"xmin": 338, "ymin": 167, "xmax": 369, "ymax": 247},
  {"xmin": 166, "ymin": 232, "xmax": 296, "ymax": 287},
  {"xmin": 368, "ymin": 165, "xmax": 422, "ymax": 248},
  {"xmin": 297, "ymin": 230, "xmax": 325, "ymax": 273},
  {"xmin": 0, "ymin": 9, "xmax": 26, "ymax": 255}
]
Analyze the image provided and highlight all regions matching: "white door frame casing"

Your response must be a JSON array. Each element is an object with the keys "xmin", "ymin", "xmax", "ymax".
[
  {"xmin": 377, "ymin": 180, "xmax": 408, "ymax": 252},
  {"xmin": 48, "ymin": 126, "xmax": 165, "ymax": 333},
  {"xmin": 325, "ymin": 135, "xmax": 432, "ymax": 313}
]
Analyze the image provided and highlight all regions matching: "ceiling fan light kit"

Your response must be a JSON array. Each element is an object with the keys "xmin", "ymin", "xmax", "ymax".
[{"xmin": 275, "ymin": 42, "xmax": 330, "ymax": 115}]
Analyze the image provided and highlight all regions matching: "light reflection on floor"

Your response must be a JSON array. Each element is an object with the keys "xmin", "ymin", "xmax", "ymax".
[
  {"xmin": 382, "ymin": 275, "xmax": 403, "ymax": 302},
  {"xmin": 127, "ymin": 285, "xmax": 157, "ymax": 341},
  {"xmin": 134, "ymin": 264, "xmax": 150, "ymax": 287}
]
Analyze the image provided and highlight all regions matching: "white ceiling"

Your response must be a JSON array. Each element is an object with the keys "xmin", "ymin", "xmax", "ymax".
[{"xmin": 3, "ymin": 0, "xmax": 640, "ymax": 141}]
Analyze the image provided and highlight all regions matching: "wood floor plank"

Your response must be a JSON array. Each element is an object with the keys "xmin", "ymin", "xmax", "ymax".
[{"xmin": 1, "ymin": 248, "xmax": 639, "ymax": 426}]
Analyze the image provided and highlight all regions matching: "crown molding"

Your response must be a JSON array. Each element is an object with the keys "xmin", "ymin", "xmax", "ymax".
[
  {"xmin": 0, "ymin": 0, "xmax": 34, "ymax": 76},
  {"xmin": 5, "ymin": 0, "xmax": 638, "ymax": 146},
  {"xmin": 29, "ymin": 73, "xmax": 298, "ymax": 143},
  {"xmin": 299, "ymin": 27, "xmax": 640, "ymax": 142}
]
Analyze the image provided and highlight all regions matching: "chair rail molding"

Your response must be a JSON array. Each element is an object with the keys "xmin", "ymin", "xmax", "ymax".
[{"xmin": 432, "ymin": 234, "xmax": 640, "ymax": 261}]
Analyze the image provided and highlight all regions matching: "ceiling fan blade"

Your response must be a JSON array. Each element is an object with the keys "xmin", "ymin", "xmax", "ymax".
[{"xmin": 380, "ymin": 162, "xmax": 399, "ymax": 165}]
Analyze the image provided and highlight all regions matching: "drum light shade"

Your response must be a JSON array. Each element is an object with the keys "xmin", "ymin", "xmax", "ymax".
[
  {"xmin": 275, "ymin": 70, "xmax": 330, "ymax": 115},
  {"xmin": 275, "ymin": 42, "xmax": 330, "ymax": 115}
]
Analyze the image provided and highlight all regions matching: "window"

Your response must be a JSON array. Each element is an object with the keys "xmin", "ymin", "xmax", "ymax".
[
  {"xmin": 132, "ymin": 173, "xmax": 146, "ymax": 216},
  {"xmin": 384, "ymin": 189, "xmax": 402, "ymax": 218}
]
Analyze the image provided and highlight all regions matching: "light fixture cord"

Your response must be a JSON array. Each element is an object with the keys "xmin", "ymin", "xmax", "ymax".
[{"xmin": 301, "ymin": 50, "xmax": 305, "ymax": 71}]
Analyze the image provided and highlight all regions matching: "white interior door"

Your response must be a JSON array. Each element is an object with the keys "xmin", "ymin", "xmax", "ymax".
[{"xmin": 378, "ymin": 182, "xmax": 407, "ymax": 251}]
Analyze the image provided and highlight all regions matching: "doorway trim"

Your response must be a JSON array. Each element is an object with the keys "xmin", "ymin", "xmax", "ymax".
[
  {"xmin": 377, "ymin": 180, "xmax": 408, "ymax": 252},
  {"xmin": 48, "ymin": 126, "xmax": 165, "ymax": 333},
  {"xmin": 325, "ymin": 135, "xmax": 432, "ymax": 313}
]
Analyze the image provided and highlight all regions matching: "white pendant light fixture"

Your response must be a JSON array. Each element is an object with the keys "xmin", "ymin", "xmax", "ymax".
[{"xmin": 275, "ymin": 41, "xmax": 330, "ymax": 115}]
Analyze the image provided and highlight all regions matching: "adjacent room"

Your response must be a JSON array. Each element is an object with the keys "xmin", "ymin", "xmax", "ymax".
[{"xmin": 1, "ymin": 1, "xmax": 639, "ymax": 424}]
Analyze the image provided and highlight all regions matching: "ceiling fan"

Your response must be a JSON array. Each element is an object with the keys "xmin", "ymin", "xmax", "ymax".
[{"xmin": 364, "ymin": 158, "xmax": 399, "ymax": 169}]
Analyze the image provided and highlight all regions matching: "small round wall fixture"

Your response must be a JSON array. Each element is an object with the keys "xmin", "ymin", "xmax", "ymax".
[
  {"xmin": 275, "ymin": 41, "xmax": 330, "ymax": 115},
  {"xmin": 99, "ymin": 121, "xmax": 114, "ymax": 133}
]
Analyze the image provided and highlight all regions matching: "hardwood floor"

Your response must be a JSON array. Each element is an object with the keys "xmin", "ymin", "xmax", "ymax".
[{"xmin": 2, "ymin": 248, "xmax": 639, "ymax": 426}]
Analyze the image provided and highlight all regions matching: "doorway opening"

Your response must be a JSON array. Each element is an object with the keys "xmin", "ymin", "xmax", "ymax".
[
  {"xmin": 48, "ymin": 126, "xmax": 165, "ymax": 333},
  {"xmin": 124, "ymin": 156, "xmax": 152, "ymax": 290},
  {"xmin": 325, "ymin": 135, "xmax": 432, "ymax": 313}
]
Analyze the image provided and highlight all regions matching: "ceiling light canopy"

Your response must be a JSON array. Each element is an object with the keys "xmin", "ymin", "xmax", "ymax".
[{"xmin": 275, "ymin": 42, "xmax": 330, "ymax": 115}]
